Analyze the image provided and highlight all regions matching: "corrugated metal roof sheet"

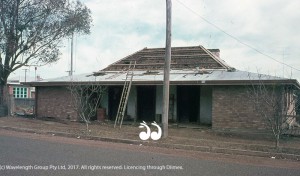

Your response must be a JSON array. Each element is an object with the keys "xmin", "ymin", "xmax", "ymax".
[
  {"xmin": 24, "ymin": 45, "xmax": 299, "ymax": 88},
  {"xmin": 29, "ymin": 69, "xmax": 295, "ymax": 85}
]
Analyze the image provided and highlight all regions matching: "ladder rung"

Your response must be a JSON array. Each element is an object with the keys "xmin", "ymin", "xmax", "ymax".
[{"xmin": 114, "ymin": 61, "xmax": 136, "ymax": 128}]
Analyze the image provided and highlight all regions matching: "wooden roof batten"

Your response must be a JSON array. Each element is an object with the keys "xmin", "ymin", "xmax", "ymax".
[
  {"xmin": 100, "ymin": 45, "xmax": 234, "ymax": 72},
  {"xmin": 24, "ymin": 46, "xmax": 300, "ymax": 89}
]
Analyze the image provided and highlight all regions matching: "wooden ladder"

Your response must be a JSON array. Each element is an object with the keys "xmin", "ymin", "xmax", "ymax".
[{"xmin": 114, "ymin": 61, "xmax": 136, "ymax": 128}]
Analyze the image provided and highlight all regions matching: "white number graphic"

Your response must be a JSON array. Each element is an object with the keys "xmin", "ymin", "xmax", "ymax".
[{"xmin": 138, "ymin": 121, "xmax": 162, "ymax": 140}]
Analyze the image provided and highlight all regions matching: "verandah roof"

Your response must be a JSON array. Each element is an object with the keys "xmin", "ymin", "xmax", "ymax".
[{"xmin": 26, "ymin": 69, "xmax": 300, "ymax": 89}]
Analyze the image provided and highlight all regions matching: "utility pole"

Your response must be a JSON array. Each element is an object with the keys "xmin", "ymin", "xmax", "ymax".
[
  {"xmin": 162, "ymin": 0, "xmax": 172, "ymax": 138},
  {"xmin": 282, "ymin": 48, "xmax": 285, "ymax": 78},
  {"xmin": 35, "ymin": 67, "xmax": 37, "ymax": 81},
  {"xmin": 69, "ymin": 32, "xmax": 74, "ymax": 76},
  {"xmin": 23, "ymin": 69, "xmax": 28, "ymax": 82},
  {"xmin": 67, "ymin": 0, "xmax": 74, "ymax": 77},
  {"xmin": 24, "ymin": 64, "xmax": 39, "ymax": 81}
]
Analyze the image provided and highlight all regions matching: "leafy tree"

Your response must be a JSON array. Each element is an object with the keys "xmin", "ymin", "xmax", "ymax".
[{"xmin": 0, "ymin": 0, "xmax": 92, "ymax": 106}]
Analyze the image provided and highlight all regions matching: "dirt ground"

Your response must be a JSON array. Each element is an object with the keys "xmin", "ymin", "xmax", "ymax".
[{"xmin": 0, "ymin": 116, "xmax": 300, "ymax": 155}]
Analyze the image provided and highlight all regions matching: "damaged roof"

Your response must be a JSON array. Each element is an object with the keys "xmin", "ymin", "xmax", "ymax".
[
  {"xmin": 101, "ymin": 45, "xmax": 233, "ymax": 71},
  {"xmin": 27, "ymin": 69, "xmax": 300, "ymax": 88},
  {"xmin": 25, "ymin": 45, "xmax": 300, "ymax": 88}
]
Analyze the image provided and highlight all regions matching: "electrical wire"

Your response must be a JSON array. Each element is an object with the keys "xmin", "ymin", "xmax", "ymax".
[{"xmin": 175, "ymin": 0, "xmax": 300, "ymax": 72}]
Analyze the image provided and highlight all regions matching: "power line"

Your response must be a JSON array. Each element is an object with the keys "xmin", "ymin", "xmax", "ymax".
[{"xmin": 174, "ymin": 0, "xmax": 300, "ymax": 72}]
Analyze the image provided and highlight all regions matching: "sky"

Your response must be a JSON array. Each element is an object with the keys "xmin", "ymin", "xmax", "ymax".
[{"xmin": 10, "ymin": 0, "xmax": 300, "ymax": 81}]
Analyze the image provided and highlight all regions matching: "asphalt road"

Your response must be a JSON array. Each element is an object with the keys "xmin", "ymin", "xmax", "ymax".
[{"xmin": 0, "ymin": 130, "xmax": 299, "ymax": 176}]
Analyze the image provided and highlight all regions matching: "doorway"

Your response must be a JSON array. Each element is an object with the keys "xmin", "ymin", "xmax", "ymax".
[
  {"xmin": 177, "ymin": 86, "xmax": 200, "ymax": 123},
  {"xmin": 137, "ymin": 86, "xmax": 156, "ymax": 121},
  {"xmin": 108, "ymin": 86, "xmax": 122, "ymax": 120}
]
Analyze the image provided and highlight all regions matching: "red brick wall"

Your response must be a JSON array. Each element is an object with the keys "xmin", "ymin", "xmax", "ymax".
[
  {"xmin": 36, "ymin": 86, "xmax": 78, "ymax": 120},
  {"xmin": 212, "ymin": 86, "xmax": 266, "ymax": 131}
]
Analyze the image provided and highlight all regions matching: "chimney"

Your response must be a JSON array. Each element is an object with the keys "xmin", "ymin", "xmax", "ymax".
[
  {"xmin": 208, "ymin": 49, "xmax": 220, "ymax": 58},
  {"xmin": 36, "ymin": 75, "xmax": 42, "ymax": 81}
]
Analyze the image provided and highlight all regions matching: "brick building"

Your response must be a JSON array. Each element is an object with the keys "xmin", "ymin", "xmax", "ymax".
[
  {"xmin": 7, "ymin": 76, "xmax": 38, "ymax": 116},
  {"xmin": 26, "ymin": 45, "xmax": 300, "ymax": 131},
  {"xmin": 7, "ymin": 76, "xmax": 36, "ymax": 99}
]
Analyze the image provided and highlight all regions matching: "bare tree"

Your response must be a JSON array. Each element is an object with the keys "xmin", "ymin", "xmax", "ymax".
[
  {"xmin": 0, "ymin": 0, "xmax": 92, "ymax": 107},
  {"xmin": 248, "ymin": 76, "xmax": 300, "ymax": 148},
  {"xmin": 68, "ymin": 82, "xmax": 106, "ymax": 132}
]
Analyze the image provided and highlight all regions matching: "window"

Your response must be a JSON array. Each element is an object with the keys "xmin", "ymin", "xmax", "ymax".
[{"xmin": 13, "ymin": 87, "xmax": 28, "ymax": 98}]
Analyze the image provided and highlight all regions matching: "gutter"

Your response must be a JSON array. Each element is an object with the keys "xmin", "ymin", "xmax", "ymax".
[{"xmin": 23, "ymin": 79, "xmax": 300, "ymax": 89}]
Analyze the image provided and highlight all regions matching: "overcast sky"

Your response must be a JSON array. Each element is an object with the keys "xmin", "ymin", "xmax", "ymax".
[{"xmin": 11, "ymin": 0, "xmax": 300, "ymax": 81}]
